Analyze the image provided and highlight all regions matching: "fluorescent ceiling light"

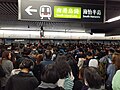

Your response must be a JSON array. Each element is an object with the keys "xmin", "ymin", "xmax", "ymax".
[
  {"xmin": 106, "ymin": 15, "xmax": 120, "ymax": 23},
  {"xmin": 0, "ymin": 27, "xmax": 39, "ymax": 31}
]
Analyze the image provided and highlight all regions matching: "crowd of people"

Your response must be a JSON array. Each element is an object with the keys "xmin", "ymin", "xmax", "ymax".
[{"xmin": 0, "ymin": 42, "xmax": 120, "ymax": 90}]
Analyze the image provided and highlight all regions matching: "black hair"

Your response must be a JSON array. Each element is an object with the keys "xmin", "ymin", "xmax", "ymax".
[
  {"xmin": 41, "ymin": 64, "xmax": 59, "ymax": 84},
  {"xmin": 84, "ymin": 67, "xmax": 102, "ymax": 89},
  {"xmin": 86, "ymin": 52, "xmax": 93, "ymax": 56},
  {"xmin": 30, "ymin": 50, "xmax": 39, "ymax": 55},
  {"xmin": 96, "ymin": 48, "xmax": 101, "ymax": 52},
  {"xmin": 109, "ymin": 48, "xmax": 115, "ymax": 54},
  {"xmin": 14, "ymin": 47, "xmax": 20, "ymax": 51},
  {"xmin": 19, "ymin": 58, "xmax": 34, "ymax": 70},
  {"xmin": 55, "ymin": 55, "xmax": 71, "ymax": 79},
  {"xmin": 23, "ymin": 48, "xmax": 31, "ymax": 55},
  {"xmin": 2, "ymin": 51, "xmax": 11, "ymax": 60},
  {"xmin": 45, "ymin": 50, "xmax": 52, "ymax": 59}
]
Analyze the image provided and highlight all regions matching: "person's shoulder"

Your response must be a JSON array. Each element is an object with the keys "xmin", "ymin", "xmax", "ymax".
[
  {"xmin": 34, "ymin": 86, "xmax": 64, "ymax": 90},
  {"xmin": 34, "ymin": 87, "xmax": 46, "ymax": 90},
  {"xmin": 99, "ymin": 56, "xmax": 107, "ymax": 63},
  {"xmin": 9, "ymin": 74, "xmax": 18, "ymax": 79},
  {"xmin": 11, "ymin": 69, "xmax": 21, "ymax": 76},
  {"xmin": 34, "ymin": 87, "xmax": 40, "ymax": 90},
  {"xmin": 116, "ymin": 70, "xmax": 120, "ymax": 74},
  {"xmin": 40, "ymin": 61, "xmax": 45, "ymax": 65},
  {"xmin": 4, "ymin": 60, "xmax": 13, "ymax": 64}
]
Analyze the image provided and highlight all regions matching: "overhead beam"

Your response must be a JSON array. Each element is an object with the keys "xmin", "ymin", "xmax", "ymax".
[
  {"xmin": 105, "ymin": 28, "xmax": 120, "ymax": 36},
  {"xmin": 0, "ymin": 0, "xmax": 17, "ymax": 3}
]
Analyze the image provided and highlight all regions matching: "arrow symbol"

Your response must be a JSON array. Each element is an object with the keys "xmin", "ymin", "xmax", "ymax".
[{"xmin": 25, "ymin": 6, "xmax": 37, "ymax": 15}]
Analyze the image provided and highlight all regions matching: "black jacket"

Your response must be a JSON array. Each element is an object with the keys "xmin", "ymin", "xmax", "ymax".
[
  {"xmin": 35, "ymin": 86, "xmax": 63, "ymax": 90},
  {"xmin": 5, "ymin": 72, "xmax": 39, "ymax": 90},
  {"xmin": 33, "ymin": 59, "xmax": 54, "ymax": 83},
  {"xmin": 40, "ymin": 59, "xmax": 54, "ymax": 73}
]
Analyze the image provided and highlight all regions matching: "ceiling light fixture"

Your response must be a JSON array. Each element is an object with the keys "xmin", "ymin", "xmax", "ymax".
[{"xmin": 106, "ymin": 15, "xmax": 120, "ymax": 23}]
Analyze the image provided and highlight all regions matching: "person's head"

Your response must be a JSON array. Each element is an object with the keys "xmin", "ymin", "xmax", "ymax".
[
  {"xmin": 84, "ymin": 67, "xmax": 102, "ymax": 89},
  {"xmin": 14, "ymin": 47, "xmax": 19, "ymax": 52},
  {"xmin": 30, "ymin": 50, "xmax": 39, "ymax": 55},
  {"xmin": 96, "ymin": 48, "xmax": 101, "ymax": 54},
  {"xmin": 30, "ymin": 50, "xmax": 39, "ymax": 59},
  {"xmin": 19, "ymin": 58, "xmax": 34, "ymax": 70},
  {"xmin": 41, "ymin": 64, "xmax": 59, "ymax": 84},
  {"xmin": 31, "ymin": 45, "xmax": 37, "ymax": 50},
  {"xmin": 58, "ymin": 49, "xmax": 65, "ymax": 56},
  {"xmin": 36, "ymin": 54, "xmax": 43, "ymax": 64},
  {"xmin": 56, "ymin": 55, "xmax": 67, "ymax": 62},
  {"xmin": 47, "ymin": 45, "xmax": 52, "ymax": 50},
  {"xmin": 23, "ymin": 48, "xmax": 31, "ymax": 55},
  {"xmin": 2, "ymin": 51, "xmax": 11, "ymax": 60},
  {"xmin": 108, "ymin": 47, "xmax": 115, "ymax": 55},
  {"xmin": 66, "ymin": 53, "xmax": 74, "ymax": 61},
  {"xmin": 45, "ymin": 50, "xmax": 52, "ymax": 59},
  {"xmin": 88, "ymin": 59, "xmax": 98, "ymax": 68},
  {"xmin": 55, "ymin": 55, "xmax": 71, "ymax": 79},
  {"xmin": 112, "ymin": 53, "xmax": 120, "ymax": 69},
  {"xmin": 86, "ymin": 52, "xmax": 93, "ymax": 59}
]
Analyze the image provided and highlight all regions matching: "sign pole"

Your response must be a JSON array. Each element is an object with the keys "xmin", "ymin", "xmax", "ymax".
[{"xmin": 104, "ymin": 0, "xmax": 106, "ymax": 23}]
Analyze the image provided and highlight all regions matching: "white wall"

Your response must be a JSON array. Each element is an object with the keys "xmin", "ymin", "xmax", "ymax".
[{"xmin": 0, "ymin": 30, "xmax": 120, "ymax": 40}]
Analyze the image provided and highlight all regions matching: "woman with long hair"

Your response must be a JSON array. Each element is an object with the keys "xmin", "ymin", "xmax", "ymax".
[
  {"xmin": 0, "ymin": 51, "xmax": 13, "ymax": 90},
  {"xmin": 112, "ymin": 53, "xmax": 120, "ymax": 90}
]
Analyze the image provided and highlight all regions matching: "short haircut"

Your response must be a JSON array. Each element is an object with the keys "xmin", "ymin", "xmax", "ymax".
[
  {"xmin": 30, "ymin": 50, "xmax": 39, "ymax": 55},
  {"xmin": 84, "ymin": 67, "xmax": 102, "ymax": 89},
  {"xmin": 109, "ymin": 48, "xmax": 115, "ymax": 54},
  {"xmin": 15, "ymin": 47, "xmax": 19, "ymax": 51},
  {"xmin": 45, "ymin": 50, "xmax": 52, "ymax": 59},
  {"xmin": 23, "ymin": 48, "xmax": 31, "ymax": 55},
  {"xmin": 41, "ymin": 64, "xmax": 59, "ymax": 84},
  {"xmin": 19, "ymin": 58, "xmax": 34, "ymax": 70},
  {"xmin": 86, "ymin": 52, "xmax": 93, "ymax": 57}
]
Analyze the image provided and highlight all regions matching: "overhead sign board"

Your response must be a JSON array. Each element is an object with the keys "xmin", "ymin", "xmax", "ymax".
[
  {"xmin": 54, "ymin": 6, "xmax": 81, "ymax": 19},
  {"xmin": 18, "ymin": 0, "xmax": 104, "ymax": 22}
]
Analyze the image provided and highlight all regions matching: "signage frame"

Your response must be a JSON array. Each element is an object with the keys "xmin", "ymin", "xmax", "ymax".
[{"xmin": 18, "ymin": 0, "xmax": 104, "ymax": 22}]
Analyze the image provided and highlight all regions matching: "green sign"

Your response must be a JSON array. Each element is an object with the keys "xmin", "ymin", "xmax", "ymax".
[{"xmin": 54, "ymin": 6, "xmax": 81, "ymax": 19}]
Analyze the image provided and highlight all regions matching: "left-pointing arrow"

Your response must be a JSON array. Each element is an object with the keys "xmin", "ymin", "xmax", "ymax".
[{"xmin": 25, "ymin": 6, "xmax": 37, "ymax": 15}]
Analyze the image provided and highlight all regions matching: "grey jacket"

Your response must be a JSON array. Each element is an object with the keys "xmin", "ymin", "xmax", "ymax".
[{"xmin": 1, "ymin": 60, "xmax": 13, "ymax": 87}]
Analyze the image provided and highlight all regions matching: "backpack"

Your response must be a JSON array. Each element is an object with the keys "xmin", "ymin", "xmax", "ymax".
[{"xmin": 98, "ymin": 56, "xmax": 110, "ymax": 80}]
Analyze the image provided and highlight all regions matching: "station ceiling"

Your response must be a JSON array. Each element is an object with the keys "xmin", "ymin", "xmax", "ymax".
[{"xmin": 0, "ymin": 0, "xmax": 120, "ymax": 36}]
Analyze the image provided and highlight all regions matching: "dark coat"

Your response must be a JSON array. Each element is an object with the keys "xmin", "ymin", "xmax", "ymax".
[
  {"xmin": 39, "ymin": 59, "xmax": 54, "ymax": 73},
  {"xmin": 33, "ymin": 59, "xmax": 54, "ymax": 83},
  {"xmin": 35, "ymin": 86, "xmax": 63, "ymax": 90},
  {"xmin": 73, "ymin": 80, "xmax": 83, "ymax": 90},
  {"xmin": 5, "ymin": 72, "xmax": 39, "ymax": 90}
]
